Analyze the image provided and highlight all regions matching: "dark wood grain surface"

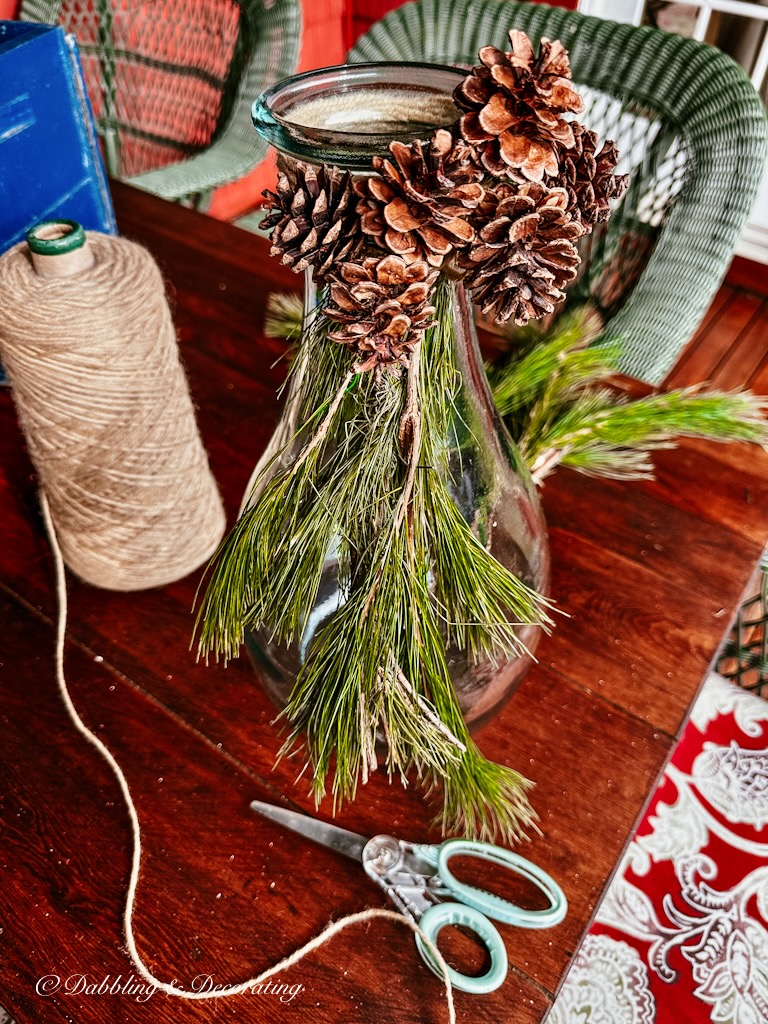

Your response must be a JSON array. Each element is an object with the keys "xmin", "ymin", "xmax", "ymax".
[{"xmin": 2, "ymin": 181, "xmax": 767, "ymax": 1023}]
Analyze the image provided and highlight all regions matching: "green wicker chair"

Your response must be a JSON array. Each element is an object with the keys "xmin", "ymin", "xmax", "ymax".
[
  {"xmin": 348, "ymin": 0, "xmax": 768, "ymax": 384},
  {"xmin": 20, "ymin": 0, "xmax": 301, "ymax": 205}
]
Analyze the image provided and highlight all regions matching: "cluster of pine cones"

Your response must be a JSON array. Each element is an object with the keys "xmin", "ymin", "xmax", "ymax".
[{"xmin": 261, "ymin": 30, "xmax": 629, "ymax": 375}]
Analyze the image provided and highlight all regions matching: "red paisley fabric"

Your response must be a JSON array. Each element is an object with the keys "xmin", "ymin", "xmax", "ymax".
[{"xmin": 548, "ymin": 673, "xmax": 768, "ymax": 1024}]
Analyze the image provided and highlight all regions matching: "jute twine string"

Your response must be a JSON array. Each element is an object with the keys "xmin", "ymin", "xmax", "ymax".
[
  {"xmin": 0, "ymin": 233, "xmax": 225, "ymax": 591},
  {"xmin": 40, "ymin": 492, "xmax": 456, "ymax": 1020}
]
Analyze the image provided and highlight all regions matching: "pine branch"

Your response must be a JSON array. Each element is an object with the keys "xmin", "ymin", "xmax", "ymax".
[
  {"xmin": 487, "ymin": 306, "xmax": 608, "ymax": 419},
  {"xmin": 198, "ymin": 276, "xmax": 553, "ymax": 842},
  {"xmin": 264, "ymin": 290, "xmax": 304, "ymax": 340},
  {"xmin": 421, "ymin": 285, "xmax": 554, "ymax": 661},
  {"xmin": 196, "ymin": 317, "xmax": 397, "ymax": 659},
  {"xmin": 489, "ymin": 307, "xmax": 768, "ymax": 485},
  {"xmin": 407, "ymin": 560, "xmax": 538, "ymax": 843},
  {"xmin": 530, "ymin": 386, "xmax": 768, "ymax": 482},
  {"xmin": 565, "ymin": 386, "xmax": 768, "ymax": 449}
]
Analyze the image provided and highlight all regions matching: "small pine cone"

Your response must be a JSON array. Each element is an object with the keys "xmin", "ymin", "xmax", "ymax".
[
  {"xmin": 323, "ymin": 255, "xmax": 439, "ymax": 373},
  {"xmin": 354, "ymin": 128, "xmax": 485, "ymax": 268},
  {"xmin": 261, "ymin": 163, "xmax": 363, "ymax": 280},
  {"xmin": 458, "ymin": 182, "xmax": 582, "ymax": 325},
  {"xmin": 454, "ymin": 30, "xmax": 585, "ymax": 182},
  {"xmin": 552, "ymin": 123, "xmax": 630, "ymax": 228}
]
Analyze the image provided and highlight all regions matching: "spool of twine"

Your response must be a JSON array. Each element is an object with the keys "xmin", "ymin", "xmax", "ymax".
[{"xmin": 0, "ymin": 221, "xmax": 226, "ymax": 591}]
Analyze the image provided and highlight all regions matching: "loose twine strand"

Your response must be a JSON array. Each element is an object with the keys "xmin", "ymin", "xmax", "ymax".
[
  {"xmin": 0, "ymin": 234, "xmax": 225, "ymax": 591},
  {"xmin": 41, "ymin": 492, "xmax": 456, "ymax": 1019}
]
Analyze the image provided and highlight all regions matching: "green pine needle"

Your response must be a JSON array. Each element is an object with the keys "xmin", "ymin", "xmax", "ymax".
[
  {"xmin": 488, "ymin": 306, "xmax": 609, "ymax": 421},
  {"xmin": 554, "ymin": 387, "xmax": 768, "ymax": 478},
  {"xmin": 419, "ymin": 282, "xmax": 554, "ymax": 661},
  {"xmin": 489, "ymin": 307, "xmax": 768, "ymax": 483}
]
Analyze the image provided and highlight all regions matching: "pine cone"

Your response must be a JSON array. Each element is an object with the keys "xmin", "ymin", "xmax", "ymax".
[
  {"xmin": 553, "ymin": 124, "xmax": 630, "ymax": 228},
  {"xmin": 323, "ymin": 255, "xmax": 439, "ymax": 373},
  {"xmin": 458, "ymin": 182, "xmax": 582, "ymax": 324},
  {"xmin": 354, "ymin": 128, "xmax": 485, "ymax": 268},
  {"xmin": 261, "ymin": 163, "xmax": 363, "ymax": 279},
  {"xmin": 454, "ymin": 30, "xmax": 585, "ymax": 182}
]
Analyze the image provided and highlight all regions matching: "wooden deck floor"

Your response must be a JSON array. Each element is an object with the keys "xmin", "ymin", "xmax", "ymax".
[{"xmin": 663, "ymin": 261, "xmax": 768, "ymax": 393}]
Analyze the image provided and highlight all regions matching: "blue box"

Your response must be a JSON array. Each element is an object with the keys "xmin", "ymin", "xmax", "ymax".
[
  {"xmin": 1, "ymin": 21, "xmax": 117, "ymax": 382},
  {"xmin": 0, "ymin": 21, "xmax": 116, "ymax": 247}
]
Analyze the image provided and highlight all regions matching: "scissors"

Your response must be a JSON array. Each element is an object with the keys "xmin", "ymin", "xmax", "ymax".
[{"xmin": 250, "ymin": 799, "xmax": 567, "ymax": 994}]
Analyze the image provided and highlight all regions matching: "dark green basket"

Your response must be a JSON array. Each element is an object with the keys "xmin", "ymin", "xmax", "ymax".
[{"xmin": 717, "ymin": 566, "xmax": 768, "ymax": 698}]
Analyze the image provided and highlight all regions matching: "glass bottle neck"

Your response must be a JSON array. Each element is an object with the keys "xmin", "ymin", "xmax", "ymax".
[{"xmin": 252, "ymin": 62, "xmax": 466, "ymax": 170}]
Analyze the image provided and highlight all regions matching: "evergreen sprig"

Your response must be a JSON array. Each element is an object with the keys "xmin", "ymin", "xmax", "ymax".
[
  {"xmin": 487, "ymin": 308, "xmax": 768, "ymax": 483},
  {"xmin": 196, "ymin": 318, "xmax": 370, "ymax": 659},
  {"xmin": 198, "ymin": 278, "xmax": 551, "ymax": 841},
  {"xmin": 418, "ymin": 283, "xmax": 553, "ymax": 662},
  {"xmin": 537, "ymin": 386, "xmax": 768, "ymax": 479},
  {"xmin": 264, "ymin": 290, "xmax": 304, "ymax": 341},
  {"xmin": 489, "ymin": 306, "xmax": 608, "ymax": 423}
]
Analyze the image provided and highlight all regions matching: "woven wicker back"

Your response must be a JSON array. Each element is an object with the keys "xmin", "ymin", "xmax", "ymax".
[
  {"xmin": 349, "ymin": 0, "xmax": 768, "ymax": 384},
  {"xmin": 21, "ymin": 0, "xmax": 300, "ymax": 203}
]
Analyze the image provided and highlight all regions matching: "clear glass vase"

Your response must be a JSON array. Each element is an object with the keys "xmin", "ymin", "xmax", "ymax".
[{"xmin": 246, "ymin": 63, "xmax": 550, "ymax": 732}]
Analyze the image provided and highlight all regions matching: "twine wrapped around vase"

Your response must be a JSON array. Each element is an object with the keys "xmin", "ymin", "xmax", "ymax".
[{"xmin": 0, "ymin": 221, "xmax": 225, "ymax": 591}]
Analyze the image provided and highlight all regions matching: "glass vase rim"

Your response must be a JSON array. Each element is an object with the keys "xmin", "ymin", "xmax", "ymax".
[{"xmin": 251, "ymin": 61, "xmax": 467, "ymax": 170}]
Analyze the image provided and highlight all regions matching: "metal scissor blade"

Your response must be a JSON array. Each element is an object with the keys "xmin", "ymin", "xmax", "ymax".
[{"xmin": 249, "ymin": 799, "xmax": 369, "ymax": 862}]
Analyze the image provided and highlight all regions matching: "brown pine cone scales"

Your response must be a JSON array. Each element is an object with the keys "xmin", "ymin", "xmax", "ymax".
[
  {"xmin": 552, "ymin": 123, "xmax": 630, "ymax": 228},
  {"xmin": 454, "ymin": 30, "xmax": 585, "ymax": 182},
  {"xmin": 355, "ymin": 128, "xmax": 485, "ymax": 267},
  {"xmin": 458, "ymin": 182, "xmax": 582, "ymax": 324},
  {"xmin": 259, "ymin": 33, "xmax": 630, "ymax": 347},
  {"xmin": 261, "ymin": 163, "xmax": 363, "ymax": 279},
  {"xmin": 323, "ymin": 255, "xmax": 439, "ymax": 373}
]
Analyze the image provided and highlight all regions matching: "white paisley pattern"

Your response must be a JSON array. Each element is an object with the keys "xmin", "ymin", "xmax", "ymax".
[
  {"xmin": 690, "ymin": 677, "xmax": 768, "ymax": 740},
  {"xmin": 628, "ymin": 783, "xmax": 710, "ymax": 873},
  {"xmin": 548, "ymin": 674, "xmax": 768, "ymax": 1024},
  {"xmin": 548, "ymin": 935, "xmax": 655, "ymax": 1024},
  {"xmin": 694, "ymin": 742, "xmax": 768, "ymax": 829}
]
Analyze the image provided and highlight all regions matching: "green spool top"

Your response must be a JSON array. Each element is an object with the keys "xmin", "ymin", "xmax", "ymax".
[
  {"xmin": 26, "ymin": 220, "xmax": 94, "ymax": 278},
  {"xmin": 27, "ymin": 220, "xmax": 86, "ymax": 256}
]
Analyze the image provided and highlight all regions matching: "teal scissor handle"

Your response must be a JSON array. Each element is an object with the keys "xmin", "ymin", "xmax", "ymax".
[
  {"xmin": 415, "ymin": 839, "xmax": 568, "ymax": 929},
  {"xmin": 415, "ymin": 901, "xmax": 509, "ymax": 994}
]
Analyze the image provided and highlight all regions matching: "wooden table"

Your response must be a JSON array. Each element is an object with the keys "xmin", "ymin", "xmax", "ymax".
[{"xmin": 2, "ymin": 181, "xmax": 767, "ymax": 1024}]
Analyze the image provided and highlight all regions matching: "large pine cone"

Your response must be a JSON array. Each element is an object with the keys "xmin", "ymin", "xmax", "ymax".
[
  {"xmin": 552, "ymin": 123, "xmax": 630, "ymax": 228},
  {"xmin": 261, "ymin": 163, "xmax": 363, "ymax": 279},
  {"xmin": 355, "ymin": 129, "xmax": 484, "ymax": 268},
  {"xmin": 458, "ymin": 182, "xmax": 582, "ymax": 324},
  {"xmin": 454, "ymin": 30, "xmax": 585, "ymax": 182},
  {"xmin": 323, "ymin": 255, "xmax": 439, "ymax": 373}
]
